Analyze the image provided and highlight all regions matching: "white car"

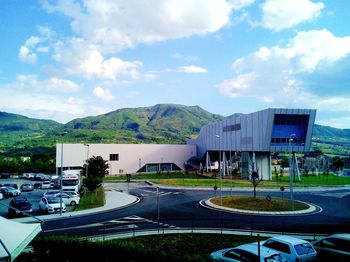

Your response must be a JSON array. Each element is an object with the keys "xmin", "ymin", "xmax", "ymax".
[
  {"xmin": 43, "ymin": 191, "xmax": 79, "ymax": 206},
  {"xmin": 0, "ymin": 192, "xmax": 3, "ymax": 200},
  {"xmin": 41, "ymin": 181, "xmax": 51, "ymax": 189},
  {"xmin": 210, "ymin": 243, "xmax": 286, "ymax": 261},
  {"xmin": 261, "ymin": 235, "xmax": 317, "ymax": 261},
  {"xmin": 39, "ymin": 197, "xmax": 66, "ymax": 214},
  {"xmin": 55, "ymin": 192, "xmax": 80, "ymax": 206}
]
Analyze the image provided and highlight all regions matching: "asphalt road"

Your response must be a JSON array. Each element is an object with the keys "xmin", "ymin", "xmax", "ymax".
[
  {"xmin": 2, "ymin": 179, "xmax": 350, "ymax": 237},
  {"xmin": 38, "ymin": 183, "xmax": 350, "ymax": 238}
]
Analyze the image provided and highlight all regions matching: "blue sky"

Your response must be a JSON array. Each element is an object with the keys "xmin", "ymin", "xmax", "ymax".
[{"xmin": 1, "ymin": 0, "xmax": 350, "ymax": 128}]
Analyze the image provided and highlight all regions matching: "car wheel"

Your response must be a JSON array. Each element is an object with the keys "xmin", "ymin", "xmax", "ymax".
[{"xmin": 70, "ymin": 201, "xmax": 76, "ymax": 206}]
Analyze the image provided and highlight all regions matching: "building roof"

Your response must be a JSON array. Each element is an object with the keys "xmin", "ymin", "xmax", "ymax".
[{"xmin": 0, "ymin": 216, "xmax": 41, "ymax": 261}]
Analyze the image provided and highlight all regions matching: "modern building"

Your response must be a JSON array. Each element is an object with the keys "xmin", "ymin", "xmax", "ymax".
[
  {"xmin": 188, "ymin": 108, "xmax": 316, "ymax": 180},
  {"xmin": 56, "ymin": 108, "xmax": 316, "ymax": 180}
]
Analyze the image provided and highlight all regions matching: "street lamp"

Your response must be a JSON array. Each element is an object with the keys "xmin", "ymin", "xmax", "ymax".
[
  {"xmin": 289, "ymin": 133, "xmax": 296, "ymax": 211},
  {"xmin": 84, "ymin": 144, "xmax": 90, "ymax": 177},
  {"xmin": 215, "ymin": 135, "xmax": 223, "ymax": 206},
  {"xmin": 60, "ymin": 131, "xmax": 67, "ymax": 216}
]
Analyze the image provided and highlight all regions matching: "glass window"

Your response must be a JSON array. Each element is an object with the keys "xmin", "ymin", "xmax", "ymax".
[
  {"xmin": 240, "ymin": 250, "xmax": 259, "ymax": 262},
  {"xmin": 294, "ymin": 243, "xmax": 314, "ymax": 255},
  {"xmin": 110, "ymin": 154, "xmax": 119, "ymax": 161},
  {"xmin": 263, "ymin": 240, "xmax": 291, "ymax": 254}
]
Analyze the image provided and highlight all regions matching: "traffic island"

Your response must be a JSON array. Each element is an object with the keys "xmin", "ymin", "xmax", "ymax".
[{"xmin": 203, "ymin": 196, "xmax": 321, "ymax": 215}]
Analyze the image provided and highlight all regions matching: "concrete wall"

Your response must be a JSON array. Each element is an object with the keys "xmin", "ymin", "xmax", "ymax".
[{"xmin": 56, "ymin": 144, "xmax": 196, "ymax": 175}]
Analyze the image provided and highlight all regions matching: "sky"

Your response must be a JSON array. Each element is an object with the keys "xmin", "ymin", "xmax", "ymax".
[{"xmin": 0, "ymin": 0, "xmax": 350, "ymax": 128}]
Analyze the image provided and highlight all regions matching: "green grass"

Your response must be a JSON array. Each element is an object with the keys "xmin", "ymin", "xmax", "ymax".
[
  {"xmin": 104, "ymin": 172, "xmax": 211, "ymax": 181},
  {"xmin": 109, "ymin": 172, "xmax": 350, "ymax": 188},
  {"xmin": 211, "ymin": 196, "xmax": 309, "ymax": 211},
  {"xmin": 75, "ymin": 186, "xmax": 105, "ymax": 211},
  {"xmin": 18, "ymin": 234, "xmax": 263, "ymax": 262}
]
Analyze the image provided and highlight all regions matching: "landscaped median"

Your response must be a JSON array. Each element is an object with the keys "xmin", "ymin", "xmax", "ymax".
[
  {"xmin": 205, "ymin": 196, "xmax": 318, "ymax": 215},
  {"xmin": 104, "ymin": 172, "xmax": 350, "ymax": 188}
]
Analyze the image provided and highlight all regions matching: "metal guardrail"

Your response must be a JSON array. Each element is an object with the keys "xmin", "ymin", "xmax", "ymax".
[{"xmin": 86, "ymin": 226, "xmax": 327, "ymax": 242}]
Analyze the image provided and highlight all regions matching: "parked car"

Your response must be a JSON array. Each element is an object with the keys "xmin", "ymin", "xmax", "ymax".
[
  {"xmin": 210, "ymin": 243, "xmax": 286, "ymax": 262},
  {"xmin": 1, "ymin": 183, "xmax": 18, "ymax": 189},
  {"xmin": 41, "ymin": 181, "xmax": 51, "ymax": 189},
  {"xmin": 20, "ymin": 183, "xmax": 34, "ymax": 191},
  {"xmin": 55, "ymin": 192, "xmax": 79, "ymax": 206},
  {"xmin": 0, "ymin": 192, "xmax": 3, "ymax": 200},
  {"xmin": 8, "ymin": 196, "xmax": 33, "ymax": 217},
  {"xmin": 261, "ymin": 235, "xmax": 317, "ymax": 261},
  {"xmin": 1, "ymin": 186, "xmax": 21, "ymax": 197},
  {"xmin": 0, "ymin": 187, "xmax": 12, "ymax": 198},
  {"xmin": 39, "ymin": 196, "xmax": 66, "ymax": 214},
  {"xmin": 65, "ymin": 191, "xmax": 80, "ymax": 198},
  {"xmin": 33, "ymin": 182, "xmax": 42, "ymax": 189},
  {"xmin": 43, "ymin": 191, "xmax": 79, "ymax": 205},
  {"xmin": 312, "ymin": 233, "xmax": 350, "ymax": 261},
  {"xmin": 0, "ymin": 173, "xmax": 11, "ymax": 179}
]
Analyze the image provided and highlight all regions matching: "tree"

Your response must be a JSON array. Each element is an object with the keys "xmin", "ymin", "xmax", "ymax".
[
  {"xmin": 82, "ymin": 156, "xmax": 109, "ymax": 192},
  {"xmin": 332, "ymin": 156, "xmax": 344, "ymax": 171},
  {"xmin": 250, "ymin": 170, "xmax": 261, "ymax": 198}
]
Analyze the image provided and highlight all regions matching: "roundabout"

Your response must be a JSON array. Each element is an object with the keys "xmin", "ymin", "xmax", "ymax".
[{"xmin": 201, "ymin": 196, "xmax": 322, "ymax": 216}]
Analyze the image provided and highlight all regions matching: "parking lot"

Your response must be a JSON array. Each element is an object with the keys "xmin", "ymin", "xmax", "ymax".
[{"xmin": 0, "ymin": 177, "xmax": 75, "ymax": 218}]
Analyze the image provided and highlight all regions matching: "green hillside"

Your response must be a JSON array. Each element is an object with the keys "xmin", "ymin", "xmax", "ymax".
[
  {"xmin": 312, "ymin": 124, "xmax": 350, "ymax": 157},
  {"xmin": 1, "ymin": 106, "xmax": 350, "ymax": 157},
  {"xmin": 64, "ymin": 104, "xmax": 223, "ymax": 144}
]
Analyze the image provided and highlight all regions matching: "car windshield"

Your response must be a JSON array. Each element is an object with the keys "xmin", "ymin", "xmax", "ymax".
[
  {"xmin": 294, "ymin": 243, "xmax": 314, "ymax": 255},
  {"xmin": 47, "ymin": 198, "xmax": 60, "ymax": 204}
]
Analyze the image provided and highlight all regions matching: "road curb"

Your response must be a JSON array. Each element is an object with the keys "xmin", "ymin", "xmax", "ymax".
[{"xmin": 201, "ymin": 197, "xmax": 322, "ymax": 216}]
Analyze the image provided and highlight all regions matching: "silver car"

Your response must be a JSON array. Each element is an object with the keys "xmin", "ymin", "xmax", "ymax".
[
  {"xmin": 312, "ymin": 233, "xmax": 350, "ymax": 261},
  {"xmin": 20, "ymin": 183, "xmax": 34, "ymax": 191}
]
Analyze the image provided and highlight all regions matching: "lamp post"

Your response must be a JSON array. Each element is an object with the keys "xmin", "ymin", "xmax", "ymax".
[
  {"xmin": 60, "ymin": 131, "xmax": 67, "ymax": 216},
  {"xmin": 215, "ymin": 135, "xmax": 223, "ymax": 206},
  {"xmin": 84, "ymin": 144, "xmax": 89, "ymax": 177},
  {"xmin": 289, "ymin": 133, "xmax": 296, "ymax": 211}
]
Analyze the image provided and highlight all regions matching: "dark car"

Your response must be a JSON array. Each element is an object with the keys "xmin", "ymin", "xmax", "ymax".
[
  {"xmin": 33, "ymin": 182, "xmax": 42, "ymax": 189},
  {"xmin": 2, "ymin": 183, "xmax": 19, "ymax": 189},
  {"xmin": 0, "ymin": 187, "xmax": 12, "ymax": 198},
  {"xmin": 8, "ymin": 196, "xmax": 33, "ymax": 217},
  {"xmin": 0, "ymin": 173, "xmax": 11, "ymax": 179},
  {"xmin": 313, "ymin": 234, "xmax": 350, "ymax": 261}
]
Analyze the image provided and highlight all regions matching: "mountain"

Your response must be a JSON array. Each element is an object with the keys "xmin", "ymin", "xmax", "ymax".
[
  {"xmin": 0, "ymin": 112, "xmax": 63, "ymax": 156},
  {"xmin": 64, "ymin": 104, "xmax": 223, "ymax": 144},
  {"xmin": 1, "ymin": 105, "xmax": 350, "ymax": 157},
  {"xmin": 0, "ymin": 112, "xmax": 61, "ymax": 132},
  {"xmin": 0, "ymin": 104, "xmax": 223, "ymax": 156}
]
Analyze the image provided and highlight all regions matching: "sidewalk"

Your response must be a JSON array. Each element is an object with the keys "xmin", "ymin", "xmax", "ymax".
[{"xmin": 13, "ymin": 190, "xmax": 139, "ymax": 223}]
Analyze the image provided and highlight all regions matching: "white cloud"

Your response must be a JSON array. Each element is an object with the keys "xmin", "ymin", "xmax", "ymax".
[
  {"xmin": 93, "ymin": 86, "xmax": 115, "ymax": 101},
  {"xmin": 42, "ymin": 0, "xmax": 237, "ymax": 53},
  {"xmin": 15, "ymin": 74, "xmax": 80, "ymax": 93},
  {"xmin": 260, "ymin": 0, "xmax": 324, "ymax": 31},
  {"xmin": 18, "ymin": 26, "xmax": 55, "ymax": 64},
  {"xmin": 19, "ymin": 46, "xmax": 37, "ymax": 64},
  {"xmin": 177, "ymin": 65, "xmax": 208, "ymax": 74},
  {"xmin": 218, "ymin": 29, "xmax": 350, "ymax": 108},
  {"xmin": 51, "ymin": 38, "xmax": 143, "ymax": 80},
  {"xmin": 0, "ymin": 87, "xmax": 85, "ymax": 123}
]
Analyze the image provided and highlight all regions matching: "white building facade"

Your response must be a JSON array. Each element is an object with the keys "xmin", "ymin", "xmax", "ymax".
[{"xmin": 56, "ymin": 143, "xmax": 196, "ymax": 175}]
